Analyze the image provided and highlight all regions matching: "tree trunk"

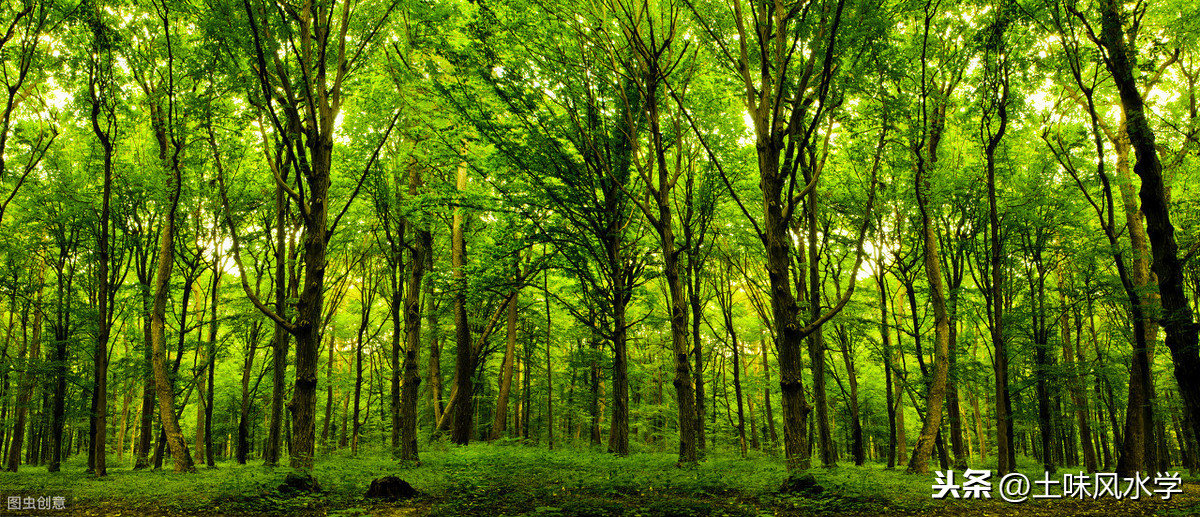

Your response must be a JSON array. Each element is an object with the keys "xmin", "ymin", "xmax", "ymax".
[
  {"xmin": 491, "ymin": 274, "xmax": 520, "ymax": 441},
  {"xmin": 546, "ymin": 261, "xmax": 554, "ymax": 450},
  {"xmin": 1095, "ymin": 1, "xmax": 1198, "ymax": 473},
  {"xmin": 398, "ymin": 215, "xmax": 429, "ymax": 461},
  {"xmin": 90, "ymin": 67, "xmax": 115, "ymax": 477},
  {"xmin": 263, "ymin": 179, "xmax": 290, "ymax": 466},
  {"xmin": 732, "ymin": 321, "xmax": 747, "ymax": 458},
  {"xmin": 5, "ymin": 263, "xmax": 42, "ymax": 472},
  {"xmin": 907, "ymin": 50, "xmax": 954, "ymax": 471},
  {"xmin": 48, "ymin": 239, "xmax": 75, "ymax": 473},
  {"xmin": 238, "ymin": 321, "xmax": 258, "ymax": 464},
  {"xmin": 876, "ymin": 248, "xmax": 897, "ymax": 469},
  {"xmin": 150, "ymin": 132, "xmax": 195, "ymax": 473},
  {"xmin": 427, "ymin": 263, "xmax": 443, "ymax": 426},
  {"xmin": 762, "ymin": 339, "xmax": 778, "ymax": 447},
  {"xmin": 837, "ymin": 325, "xmax": 864, "ymax": 466},
  {"xmin": 322, "ymin": 331, "xmax": 334, "ymax": 448},
  {"xmin": 451, "ymin": 161, "xmax": 473, "ymax": 446},
  {"xmin": 607, "ymin": 264, "xmax": 631, "ymax": 456}
]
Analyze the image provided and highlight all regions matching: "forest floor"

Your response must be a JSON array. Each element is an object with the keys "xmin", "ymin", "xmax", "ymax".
[{"xmin": 1, "ymin": 443, "xmax": 1197, "ymax": 516}]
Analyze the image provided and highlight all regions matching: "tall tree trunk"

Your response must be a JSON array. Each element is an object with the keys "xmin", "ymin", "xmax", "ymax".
[
  {"xmin": 837, "ymin": 325, "xmax": 864, "ymax": 466},
  {"xmin": 980, "ymin": 7, "xmax": 1014, "ymax": 474},
  {"xmin": 150, "ymin": 130, "xmax": 195, "ymax": 473},
  {"xmin": 351, "ymin": 272, "xmax": 374, "ymax": 456},
  {"xmin": 590, "ymin": 334, "xmax": 602, "ymax": 446},
  {"xmin": 89, "ymin": 54, "xmax": 115, "ymax": 477},
  {"xmin": 134, "ymin": 263, "xmax": 156, "ymax": 469},
  {"xmin": 876, "ymin": 247, "xmax": 897, "ymax": 469},
  {"xmin": 946, "ymin": 287, "xmax": 967, "ymax": 470},
  {"xmin": 805, "ymin": 179, "xmax": 835, "ymax": 468},
  {"xmin": 427, "ymin": 268, "xmax": 443, "ymax": 426},
  {"xmin": 491, "ymin": 270, "xmax": 520, "ymax": 441},
  {"xmin": 451, "ymin": 161, "xmax": 473, "ymax": 446},
  {"xmin": 263, "ymin": 179, "xmax": 289, "ymax": 466},
  {"xmin": 48, "ymin": 238, "xmax": 76, "ymax": 473},
  {"xmin": 907, "ymin": 23, "xmax": 955, "ymax": 469},
  {"xmin": 322, "ymin": 331, "xmax": 334, "ymax": 448},
  {"xmin": 1028, "ymin": 256, "xmax": 1055, "ymax": 474},
  {"xmin": 1066, "ymin": 297, "xmax": 1098, "ymax": 472},
  {"xmin": 893, "ymin": 283, "xmax": 909, "ymax": 466},
  {"xmin": 389, "ymin": 243, "xmax": 403, "ymax": 452},
  {"xmin": 762, "ymin": 339, "xmax": 778, "ymax": 447},
  {"xmin": 398, "ymin": 214, "xmax": 429, "ymax": 461},
  {"xmin": 546, "ymin": 260, "xmax": 554, "ymax": 450},
  {"xmin": 1098, "ymin": 0, "xmax": 1200, "ymax": 470},
  {"xmin": 732, "ymin": 320, "xmax": 747, "ymax": 458},
  {"xmin": 5, "ymin": 262, "xmax": 42, "ymax": 472},
  {"xmin": 238, "ymin": 322, "xmax": 258, "ymax": 464},
  {"xmin": 205, "ymin": 307, "xmax": 216, "ymax": 467},
  {"xmin": 606, "ymin": 263, "xmax": 630, "ymax": 456}
]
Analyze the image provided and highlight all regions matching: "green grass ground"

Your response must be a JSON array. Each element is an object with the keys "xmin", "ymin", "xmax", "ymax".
[{"xmin": 1, "ymin": 445, "xmax": 1197, "ymax": 516}]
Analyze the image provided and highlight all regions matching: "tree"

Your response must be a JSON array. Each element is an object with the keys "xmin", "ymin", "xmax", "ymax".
[
  {"xmin": 685, "ymin": 0, "xmax": 880, "ymax": 471},
  {"xmin": 1094, "ymin": 0, "xmax": 1200, "ymax": 468},
  {"xmin": 217, "ymin": 0, "xmax": 399, "ymax": 470}
]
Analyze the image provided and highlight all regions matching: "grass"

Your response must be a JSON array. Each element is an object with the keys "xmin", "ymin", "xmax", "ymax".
[{"xmin": 1, "ymin": 445, "xmax": 1198, "ymax": 516}]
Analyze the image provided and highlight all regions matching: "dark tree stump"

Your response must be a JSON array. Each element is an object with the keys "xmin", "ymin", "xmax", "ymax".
[
  {"xmin": 778, "ymin": 473, "xmax": 824, "ymax": 496},
  {"xmin": 279, "ymin": 472, "xmax": 323, "ymax": 494},
  {"xmin": 366, "ymin": 476, "xmax": 418, "ymax": 500}
]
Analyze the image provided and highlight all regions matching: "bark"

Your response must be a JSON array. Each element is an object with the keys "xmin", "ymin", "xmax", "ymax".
[
  {"xmin": 263, "ymin": 178, "xmax": 290, "ymax": 466},
  {"xmin": 389, "ymin": 253, "xmax": 403, "ymax": 452},
  {"xmin": 641, "ymin": 66, "xmax": 697, "ymax": 465},
  {"xmin": 715, "ymin": 260, "xmax": 747, "ymax": 457},
  {"xmin": 836, "ymin": 325, "xmax": 864, "ymax": 466},
  {"xmin": 5, "ymin": 262, "xmax": 42, "ymax": 472},
  {"xmin": 732, "ymin": 314, "xmax": 747, "ymax": 458},
  {"xmin": 351, "ymin": 272, "xmax": 375, "ymax": 455},
  {"xmin": 800, "ymin": 171, "xmax": 836, "ymax": 468},
  {"xmin": 490, "ymin": 271, "xmax": 520, "ymax": 441},
  {"xmin": 89, "ymin": 41, "xmax": 117, "ymax": 476},
  {"xmin": 233, "ymin": 0, "xmax": 398, "ymax": 472},
  {"xmin": 942, "ymin": 235, "xmax": 967, "ymax": 470},
  {"xmin": 198, "ymin": 263, "xmax": 221, "ymax": 468},
  {"xmin": 689, "ymin": 256, "xmax": 707, "ymax": 455},
  {"xmin": 238, "ymin": 321, "xmax": 260, "ymax": 464},
  {"xmin": 907, "ymin": 7, "xmax": 956, "ymax": 470},
  {"xmin": 745, "ymin": 353, "xmax": 760, "ymax": 450},
  {"xmin": 546, "ymin": 261, "xmax": 554, "ymax": 450},
  {"xmin": 451, "ymin": 161, "xmax": 473, "ymax": 445},
  {"xmin": 893, "ymin": 282, "xmax": 909, "ymax": 465},
  {"xmin": 1026, "ymin": 247, "xmax": 1055, "ymax": 474},
  {"xmin": 606, "ymin": 257, "xmax": 631, "ymax": 456},
  {"xmin": 398, "ymin": 217, "xmax": 429, "ymax": 461},
  {"xmin": 983, "ymin": 52, "xmax": 1014, "ymax": 476},
  {"xmin": 711, "ymin": 0, "xmax": 858, "ymax": 471},
  {"xmin": 761, "ymin": 339, "xmax": 778, "ymax": 447},
  {"xmin": 876, "ymin": 247, "xmax": 897, "ymax": 469},
  {"xmin": 133, "ymin": 233, "xmax": 157, "ymax": 469},
  {"xmin": 1094, "ymin": 0, "xmax": 1197, "ymax": 472},
  {"xmin": 427, "ymin": 268, "xmax": 443, "ymax": 425},
  {"xmin": 48, "ymin": 227, "xmax": 77, "ymax": 473},
  {"xmin": 1113, "ymin": 119, "xmax": 1159, "ymax": 476},
  {"xmin": 150, "ymin": 124, "xmax": 195, "ymax": 473},
  {"xmin": 589, "ymin": 334, "xmax": 601, "ymax": 446}
]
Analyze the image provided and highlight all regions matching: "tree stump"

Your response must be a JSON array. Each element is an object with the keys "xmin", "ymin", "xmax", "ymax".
[
  {"xmin": 365, "ymin": 476, "xmax": 418, "ymax": 500},
  {"xmin": 278, "ymin": 472, "xmax": 322, "ymax": 495},
  {"xmin": 778, "ymin": 473, "xmax": 824, "ymax": 496}
]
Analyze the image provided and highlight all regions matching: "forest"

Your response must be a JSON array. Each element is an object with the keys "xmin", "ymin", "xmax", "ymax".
[{"xmin": 0, "ymin": 0, "xmax": 1199, "ymax": 515}]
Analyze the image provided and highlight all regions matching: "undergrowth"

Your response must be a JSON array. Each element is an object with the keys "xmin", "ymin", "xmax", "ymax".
[{"xmin": 0, "ymin": 445, "xmax": 1195, "ymax": 516}]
